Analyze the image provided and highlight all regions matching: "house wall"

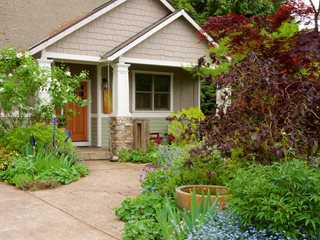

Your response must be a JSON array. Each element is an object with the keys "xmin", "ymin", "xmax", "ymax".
[
  {"xmin": 124, "ymin": 18, "xmax": 208, "ymax": 64},
  {"xmin": 47, "ymin": 0, "xmax": 170, "ymax": 56},
  {"xmin": 129, "ymin": 64, "xmax": 199, "ymax": 112}
]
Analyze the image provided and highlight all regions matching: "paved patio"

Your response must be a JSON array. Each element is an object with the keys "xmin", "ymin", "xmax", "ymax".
[{"xmin": 0, "ymin": 161, "xmax": 143, "ymax": 240}]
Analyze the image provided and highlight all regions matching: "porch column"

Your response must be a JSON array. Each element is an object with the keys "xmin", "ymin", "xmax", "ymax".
[
  {"xmin": 110, "ymin": 63, "xmax": 133, "ymax": 155},
  {"xmin": 37, "ymin": 58, "xmax": 53, "ymax": 106},
  {"xmin": 111, "ymin": 63, "xmax": 131, "ymax": 117},
  {"xmin": 97, "ymin": 64, "xmax": 102, "ymax": 147}
]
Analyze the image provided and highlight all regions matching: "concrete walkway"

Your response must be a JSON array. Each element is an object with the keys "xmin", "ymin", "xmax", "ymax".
[{"xmin": 0, "ymin": 161, "xmax": 143, "ymax": 240}]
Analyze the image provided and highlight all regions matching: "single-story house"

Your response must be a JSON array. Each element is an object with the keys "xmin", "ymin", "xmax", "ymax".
[{"xmin": 0, "ymin": 0, "xmax": 213, "ymax": 155}]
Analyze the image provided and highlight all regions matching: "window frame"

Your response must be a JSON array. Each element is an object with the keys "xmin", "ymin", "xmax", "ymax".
[{"xmin": 132, "ymin": 70, "xmax": 173, "ymax": 114}]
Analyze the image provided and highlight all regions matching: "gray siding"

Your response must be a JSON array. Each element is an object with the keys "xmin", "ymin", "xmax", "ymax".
[
  {"xmin": 47, "ymin": 0, "xmax": 170, "ymax": 56},
  {"xmin": 101, "ymin": 117, "xmax": 110, "ymax": 147},
  {"xmin": 91, "ymin": 117, "xmax": 97, "ymax": 146},
  {"xmin": 133, "ymin": 117, "xmax": 168, "ymax": 136},
  {"xmin": 124, "ymin": 18, "xmax": 208, "ymax": 63}
]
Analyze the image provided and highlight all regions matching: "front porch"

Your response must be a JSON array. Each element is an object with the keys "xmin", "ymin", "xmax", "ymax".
[{"xmin": 58, "ymin": 61, "xmax": 200, "ymax": 155}]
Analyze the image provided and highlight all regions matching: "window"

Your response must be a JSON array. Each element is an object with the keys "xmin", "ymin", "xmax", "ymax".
[{"xmin": 135, "ymin": 73, "xmax": 171, "ymax": 111}]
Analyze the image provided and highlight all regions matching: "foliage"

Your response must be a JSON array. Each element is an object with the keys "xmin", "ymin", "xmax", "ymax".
[
  {"xmin": 118, "ymin": 143, "xmax": 158, "ymax": 163},
  {"xmin": 0, "ymin": 145, "xmax": 89, "ymax": 190},
  {"xmin": 169, "ymin": 0, "xmax": 284, "ymax": 24},
  {"xmin": 0, "ymin": 123, "xmax": 74, "ymax": 154},
  {"xmin": 167, "ymin": 108, "xmax": 205, "ymax": 144},
  {"xmin": 0, "ymin": 47, "xmax": 88, "ymax": 132},
  {"xmin": 185, "ymin": 209, "xmax": 316, "ymax": 240},
  {"xmin": 156, "ymin": 197, "xmax": 186, "ymax": 240},
  {"xmin": 0, "ymin": 146, "xmax": 19, "ymax": 170},
  {"xmin": 227, "ymin": 160, "xmax": 320, "ymax": 238},
  {"xmin": 141, "ymin": 145, "xmax": 231, "ymax": 197},
  {"xmin": 156, "ymin": 190, "xmax": 218, "ymax": 240},
  {"xmin": 114, "ymin": 192, "xmax": 163, "ymax": 240},
  {"xmin": 196, "ymin": 1, "xmax": 320, "ymax": 163}
]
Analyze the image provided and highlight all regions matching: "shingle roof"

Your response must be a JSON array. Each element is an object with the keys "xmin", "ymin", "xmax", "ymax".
[{"xmin": 0, "ymin": 0, "xmax": 111, "ymax": 50}]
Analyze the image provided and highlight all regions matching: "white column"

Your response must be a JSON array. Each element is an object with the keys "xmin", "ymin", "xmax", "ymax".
[
  {"xmin": 111, "ymin": 63, "xmax": 131, "ymax": 117},
  {"xmin": 97, "ymin": 64, "xmax": 102, "ymax": 147},
  {"xmin": 37, "ymin": 58, "xmax": 53, "ymax": 105}
]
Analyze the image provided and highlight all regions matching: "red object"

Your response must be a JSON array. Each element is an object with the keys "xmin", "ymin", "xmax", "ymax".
[
  {"xmin": 168, "ymin": 134, "xmax": 175, "ymax": 144},
  {"xmin": 150, "ymin": 133, "xmax": 161, "ymax": 144}
]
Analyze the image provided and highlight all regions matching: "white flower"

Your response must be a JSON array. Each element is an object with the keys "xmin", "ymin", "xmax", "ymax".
[
  {"xmin": 66, "ymin": 71, "xmax": 71, "ymax": 77},
  {"xmin": 8, "ymin": 73, "xmax": 13, "ymax": 77},
  {"xmin": 0, "ymin": 88, "xmax": 4, "ymax": 92},
  {"xmin": 16, "ymin": 52, "xmax": 23, "ymax": 58}
]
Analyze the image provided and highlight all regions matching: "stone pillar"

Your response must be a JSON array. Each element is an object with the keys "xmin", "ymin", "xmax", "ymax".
[
  {"xmin": 110, "ymin": 117, "xmax": 133, "ymax": 154},
  {"xmin": 110, "ymin": 63, "xmax": 133, "ymax": 155},
  {"xmin": 37, "ymin": 58, "xmax": 53, "ymax": 106}
]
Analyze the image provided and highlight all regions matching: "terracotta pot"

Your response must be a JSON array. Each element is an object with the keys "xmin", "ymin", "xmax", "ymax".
[{"xmin": 176, "ymin": 185, "xmax": 231, "ymax": 211}]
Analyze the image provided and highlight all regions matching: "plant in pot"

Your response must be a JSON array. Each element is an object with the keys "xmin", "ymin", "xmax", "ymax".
[{"xmin": 175, "ymin": 146, "xmax": 231, "ymax": 210}]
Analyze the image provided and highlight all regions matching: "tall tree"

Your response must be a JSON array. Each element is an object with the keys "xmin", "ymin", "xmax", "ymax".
[{"xmin": 169, "ymin": 0, "xmax": 285, "ymax": 23}]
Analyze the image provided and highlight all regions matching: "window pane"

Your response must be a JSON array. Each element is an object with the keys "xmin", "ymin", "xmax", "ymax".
[
  {"xmin": 136, "ymin": 74, "xmax": 152, "ymax": 92},
  {"xmin": 136, "ymin": 93, "xmax": 152, "ymax": 110},
  {"xmin": 154, "ymin": 75, "xmax": 170, "ymax": 92},
  {"xmin": 154, "ymin": 93, "xmax": 170, "ymax": 110}
]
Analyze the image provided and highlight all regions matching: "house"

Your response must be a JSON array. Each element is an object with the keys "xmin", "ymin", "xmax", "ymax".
[{"xmin": 0, "ymin": 0, "xmax": 213, "ymax": 155}]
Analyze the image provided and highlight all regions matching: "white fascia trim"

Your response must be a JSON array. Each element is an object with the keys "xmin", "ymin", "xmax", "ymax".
[
  {"xmin": 29, "ymin": 0, "xmax": 127, "ymax": 55},
  {"xmin": 159, "ymin": 0, "xmax": 176, "ymax": 12},
  {"xmin": 121, "ymin": 57, "xmax": 190, "ymax": 67},
  {"xmin": 107, "ymin": 11, "xmax": 184, "ymax": 61},
  {"xmin": 132, "ymin": 112, "xmax": 172, "ymax": 118},
  {"xmin": 181, "ymin": 10, "xmax": 218, "ymax": 47},
  {"xmin": 43, "ymin": 51, "xmax": 101, "ymax": 62}
]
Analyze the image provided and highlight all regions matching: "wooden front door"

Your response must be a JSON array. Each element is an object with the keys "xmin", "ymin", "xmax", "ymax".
[{"xmin": 66, "ymin": 81, "xmax": 88, "ymax": 142}]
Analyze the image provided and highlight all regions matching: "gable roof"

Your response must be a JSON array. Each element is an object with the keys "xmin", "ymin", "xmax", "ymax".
[
  {"xmin": 0, "ymin": 0, "xmax": 112, "ymax": 50},
  {"xmin": 102, "ymin": 10, "xmax": 215, "ymax": 61},
  {"xmin": 29, "ymin": 0, "xmax": 176, "ymax": 55}
]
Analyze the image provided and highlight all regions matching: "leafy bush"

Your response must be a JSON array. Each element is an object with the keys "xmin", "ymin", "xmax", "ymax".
[
  {"xmin": 227, "ymin": 160, "xmax": 320, "ymax": 238},
  {"xmin": 0, "ymin": 145, "xmax": 89, "ymax": 190},
  {"xmin": 196, "ymin": 2, "xmax": 320, "ymax": 163},
  {"xmin": 141, "ymin": 145, "xmax": 232, "ymax": 197},
  {"xmin": 0, "ymin": 123, "xmax": 74, "ymax": 153},
  {"xmin": 0, "ymin": 146, "xmax": 19, "ymax": 170},
  {"xmin": 114, "ymin": 192, "xmax": 163, "ymax": 240},
  {"xmin": 167, "ymin": 108, "xmax": 205, "ymax": 144},
  {"xmin": 118, "ymin": 142, "xmax": 159, "ymax": 164},
  {"xmin": 0, "ymin": 47, "xmax": 88, "ymax": 131}
]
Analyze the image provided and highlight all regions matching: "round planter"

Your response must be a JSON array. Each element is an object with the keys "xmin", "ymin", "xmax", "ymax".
[{"xmin": 176, "ymin": 185, "xmax": 230, "ymax": 211}]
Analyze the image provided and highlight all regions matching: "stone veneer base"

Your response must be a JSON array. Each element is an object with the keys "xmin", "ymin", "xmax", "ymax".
[{"xmin": 110, "ymin": 117, "xmax": 133, "ymax": 155}]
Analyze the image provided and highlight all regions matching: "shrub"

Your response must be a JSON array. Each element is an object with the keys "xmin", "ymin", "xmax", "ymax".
[
  {"xmin": 227, "ymin": 160, "xmax": 320, "ymax": 239},
  {"xmin": 0, "ymin": 146, "xmax": 89, "ymax": 190},
  {"xmin": 167, "ymin": 108, "xmax": 205, "ymax": 144},
  {"xmin": 0, "ymin": 123, "xmax": 74, "ymax": 153},
  {"xmin": 0, "ymin": 146, "xmax": 19, "ymax": 170},
  {"xmin": 114, "ymin": 192, "xmax": 163, "ymax": 239},
  {"xmin": 196, "ymin": 3, "xmax": 320, "ymax": 163},
  {"xmin": 118, "ymin": 144, "xmax": 157, "ymax": 164}
]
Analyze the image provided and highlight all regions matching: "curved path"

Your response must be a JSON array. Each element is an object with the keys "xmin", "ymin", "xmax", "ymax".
[{"xmin": 0, "ymin": 161, "xmax": 143, "ymax": 240}]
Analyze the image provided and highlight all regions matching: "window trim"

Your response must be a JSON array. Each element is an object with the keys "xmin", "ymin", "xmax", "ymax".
[{"xmin": 132, "ymin": 70, "xmax": 173, "ymax": 114}]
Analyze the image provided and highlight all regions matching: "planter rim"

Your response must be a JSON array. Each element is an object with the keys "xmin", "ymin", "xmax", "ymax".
[{"xmin": 176, "ymin": 185, "xmax": 231, "ymax": 196}]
